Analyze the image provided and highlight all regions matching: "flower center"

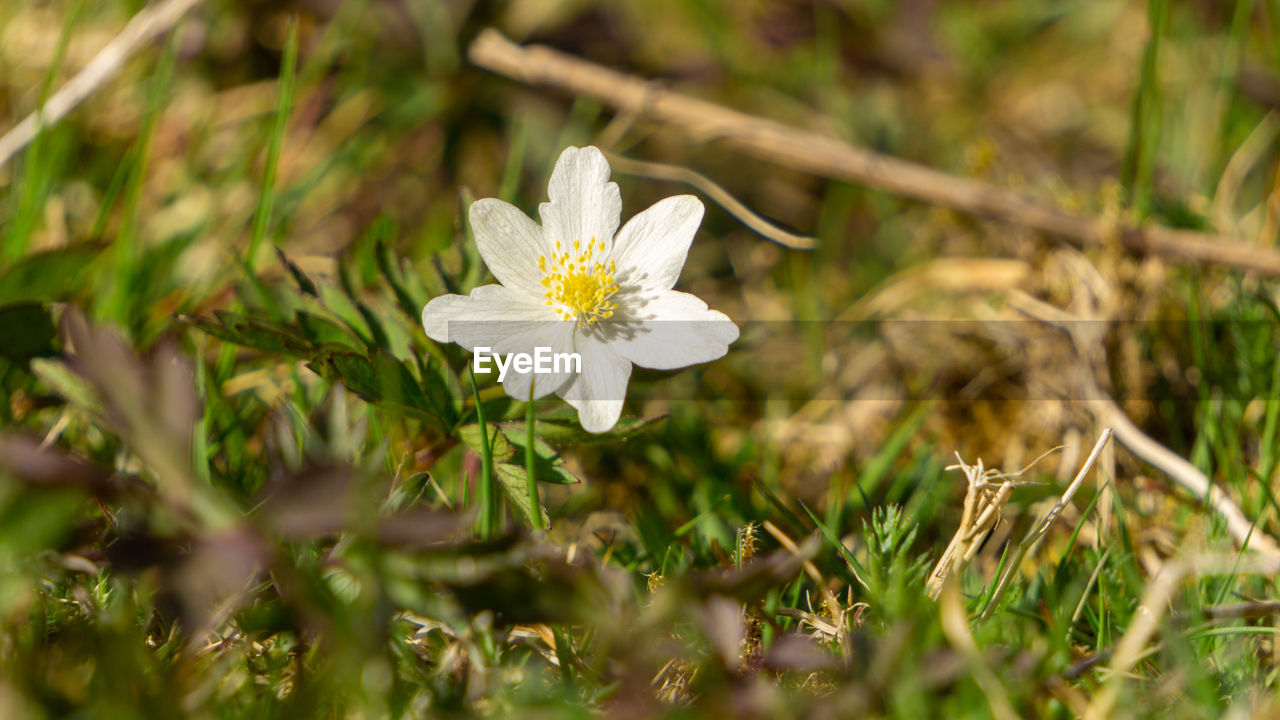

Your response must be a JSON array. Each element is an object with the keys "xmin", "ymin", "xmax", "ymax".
[{"xmin": 539, "ymin": 238, "xmax": 619, "ymax": 327}]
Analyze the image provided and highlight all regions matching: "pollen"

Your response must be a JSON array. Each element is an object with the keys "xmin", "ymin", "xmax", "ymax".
[{"xmin": 539, "ymin": 237, "xmax": 619, "ymax": 327}]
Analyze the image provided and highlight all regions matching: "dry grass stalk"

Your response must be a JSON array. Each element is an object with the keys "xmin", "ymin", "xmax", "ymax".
[
  {"xmin": 762, "ymin": 520, "xmax": 854, "ymax": 617},
  {"xmin": 1008, "ymin": 290, "xmax": 1280, "ymax": 559},
  {"xmin": 0, "ymin": 0, "xmax": 204, "ymax": 170},
  {"xmin": 469, "ymin": 29, "xmax": 1280, "ymax": 278},
  {"xmin": 1083, "ymin": 552, "xmax": 1280, "ymax": 720},
  {"xmin": 926, "ymin": 448, "xmax": 1059, "ymax": 599},
  {"xmin": 1092, "ymin": 388, "xmax": 1280, "ymax": 558},
  {"xmin": 603, "ymin": 152, "xmax": 817, "ymax": 250},
  {"xmin": 977, "ymin": 429, "xmax": 1113, "ymax": 621}
]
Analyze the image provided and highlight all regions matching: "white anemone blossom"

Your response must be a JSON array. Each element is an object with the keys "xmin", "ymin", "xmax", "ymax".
[{"xmin": 422, "ymin": 146, "xmax": 739, "ymax": 432}]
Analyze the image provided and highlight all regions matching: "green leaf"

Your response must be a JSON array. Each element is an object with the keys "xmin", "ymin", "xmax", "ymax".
[
  {"xmin": 460, "ymin": 423, "xmax": 515, "ymax": 463},
  {"xmin": 0, "ymin": 246, "xmax": 101, "ymax": 305},
  {"xmin": 0, "ymin": 489, "xmax": 84, "ymax": 558},
  {"xmin": 305, "ymin": 349, "xmax": 449, "ymax": 428},
  {"xmin": 375, "ymin": 235, "xmax": 422, "ymax": 319},
  {"xmin": 370, "ymin": 350, "xmax": 420, "ymax": 405},
  {"xmin": 501, "ymin": 421, "xmax": 580, "ymax": 485},
  {"xmin": 798, "ymin": 500, "xmax": 868, "ymax": 589},
  {"xmin": 181, "ymin": 311, "xmax": 312, "ymax": 357},
  {"xmin": 494, "ymin": 462, "xmax": 550, "ymax": 527},
  {"xmin": 317, "ymin": 282, "xmax": 374, "ymax": 347},
  {"xmin": 338, "ymin": 260, "xmax": 391, "ymax": 351},
  {"xmin": 30, "ymin": 358, "xmax": 101, "ymax": 414},
  {"xmin": 416, "ymin": 354, "xmax": 461, "ymax": 427},
  {"xmin": 0, "ymin": 303, "xmax": 58, "ymax": 362},
  {"xmin": 276, "ymin": 247, "xmax": 319, "ymax": 296},
  {"xmin": 327, "ymin": 351, "xmax": 381, "ymax": 400},
  {"xmin": 295, "ymin": 311, "xmax": 363, "ymax": 352},
  {"xmin": 244, "ymin": 18, "xmax": 298, "ymax": 270},
  {"xmin": 534, "ymin": 413, "xmax": 666, "ymax": 445}
]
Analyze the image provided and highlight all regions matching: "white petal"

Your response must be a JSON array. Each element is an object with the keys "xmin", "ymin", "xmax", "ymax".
[
  {"xmin": 610, "ymin": 195, "xmax": 703, "ymax": 292},
  {"xmin": 469, "ymin": 198, "xmax": 551, "ymax": 297},
  {"xmin": 557, "ymin": 332, "xmax": 632, "ymax": 433},
  {"xmin": 604, "ymin": 290, "xmax": 739, "ymax": 370},
  {"xmin": 421, "ymin": 284, "xmax": 556, "ymax": 350},
  {"xmin": 540, "ymin": 146, "xmax": 621, "ymax": 255},
  {"xmin": 498, "ymin": 323, "xmax": 578, "ymax": 401}
]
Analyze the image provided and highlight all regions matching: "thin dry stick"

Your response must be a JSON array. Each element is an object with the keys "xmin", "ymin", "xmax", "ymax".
[
  {"xmin": 1083, "ymin": 553, "xmax": 1280, "ymax": 720},
  {"xmin": 1025, "ymin": 428, "xmax": 1114, "ymax": 547},
  {"xmin": 604, "ymin": 152, "xmax": 817, "ymax": 250},
  {"xmin": 978, "ymin": 429, "xmax": 1113, "ymax": 621},
  {"xmin": 762, "ymin": 520, "xmax": 858, "ymax": 613},
  {"xmin": 1066, "ymin": 599, "xmax": 1280, "ymax": 682},
  {"xmin": 1091, "ymin": 384, "xmax": 1280, "ymax": 558},
  {"xmin": 0, "ymin": 0, "xmax": 203, "ymax": 170},
  {"xmin": 1172, "ymin": 600, "xmax": 1280, "ymax": 622},
  {"xmin": 469, "ymin": 29, "xmax": 1280, "ymax": 278},
  {"xmin": 1007, "ymin": 290, "xmax": 1280, "ymax": 559}
]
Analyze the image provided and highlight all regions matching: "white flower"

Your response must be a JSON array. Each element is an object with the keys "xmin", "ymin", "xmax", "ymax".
[{"xmin": 422, "ymin": 146, "xmax": 739, "ymax": 433}]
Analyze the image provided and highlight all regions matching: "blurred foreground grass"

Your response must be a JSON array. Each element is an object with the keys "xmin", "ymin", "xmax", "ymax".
[{"xmin": 2, "ymin": 0, "xmax": 1280, "ymax": 717}]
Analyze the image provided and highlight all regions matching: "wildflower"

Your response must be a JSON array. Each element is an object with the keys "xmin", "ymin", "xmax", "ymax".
[{"xmin": 423, "ymin": 146, "xmax": 739, "ymax": 432}]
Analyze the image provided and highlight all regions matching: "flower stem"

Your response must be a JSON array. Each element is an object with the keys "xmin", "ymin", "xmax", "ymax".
[
  {"xmin": 526, "ymin": 379, "xmax": 544, "ymax": 531},
  {"xmin": 468, "ymin": 367, "xmax": 497, "ymax": 537}
]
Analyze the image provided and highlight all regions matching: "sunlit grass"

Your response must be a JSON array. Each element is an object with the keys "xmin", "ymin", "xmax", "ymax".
[{"xmin": 0, "ymin": 0, "xmax": 1278, "ymax": 717}]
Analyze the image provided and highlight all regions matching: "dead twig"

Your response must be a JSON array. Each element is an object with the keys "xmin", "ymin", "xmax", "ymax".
[
  {"xmin": 1084, "ymin": 553, "xmax": 1280, "ymax": 720},
  {"xmin": 469, "ymin": 29, "xmax": 1280, "ymax": 278},
  {"xmin": 604, "ymin": 152, "xmax": 817, "ymax": 250},
  {"xmin": 1064, "ymin": 600, "xmax": 1280, "ymax": 682},
  {"xmin": 1007, "ymin": 290, "xmax": 1280, "ymax": 559},
  {"xmin": 0, "ymin": 0, "xmax": 203, "ymax": 170},
  {"xmin": 1173, "ymin": 600, "xmax": 1280, "ymax": 622},
  {"xmin": 1091, "ymin": 385, "xmax": 1280, "ymax": 557}
]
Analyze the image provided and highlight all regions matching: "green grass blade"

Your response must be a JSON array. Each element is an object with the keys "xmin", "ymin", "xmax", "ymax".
[{"xmin": 245, "ymin": 17, "xmax": 298, "ymax": 273}]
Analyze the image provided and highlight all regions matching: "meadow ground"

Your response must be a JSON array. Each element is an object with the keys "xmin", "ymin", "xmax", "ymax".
[{"xmin": 2, "ymin": 0, "xmax": 1280, "ymax": 717}]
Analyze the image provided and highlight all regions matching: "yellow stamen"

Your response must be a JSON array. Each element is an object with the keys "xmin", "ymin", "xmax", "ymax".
[{"xmin": 538, "ymin": 236, "xmax": 618, "ymax": 328}]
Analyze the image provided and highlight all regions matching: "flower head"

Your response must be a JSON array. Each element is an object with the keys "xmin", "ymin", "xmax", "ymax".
[{"xmin": 422, "ymin": 146, "xmax": 739, "ymax": 432}]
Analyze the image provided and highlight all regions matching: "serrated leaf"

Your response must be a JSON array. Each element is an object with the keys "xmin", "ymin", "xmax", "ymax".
[
  {"xmin": 370, "ymin": 349, "xmax": 437, "ymax": 416},
  {"xmin": 319, "ymin": 280, "xmax": 374, "ymax": 347},
  {"xmin": 459, "ymin": 423, "xmax": 515, "ymax": 463},
  {"xmin": 417, "ymin": 354, "xmax": 461, "ymax": 427},
  {"xmin": 328, "ymin": 351, "xmax": 381, "ymax": 400},
  {"xmin": 295, "ymin": 311, "xmax": 363, "ymax": 351},
  {"xmin": 501, "ymin": 421, "xmax": 580, "ymax": 485},
  {"xmin": 535, "ymin": 414, "xmax": 666, "ymax": 445},
  {"xmin": 375, "ymin": 236, "xmax": 422, "ymax": 319},
  {"xmin": 380, "ymin": 400, "xmax": 448, "ymax": 429},
  {"xmin": 303, "ymin": 350, "xmax": 448, "ymax": 428},
  {"xmin": 494, "ymin": 462, "xmax": 550, "ymax": 527},
  {"xmin": 275, "ymin": 247, "xmax": 318, "ymax": 296},
  {"xmin": 181, "ymin": 311, "xmax": 312, "ymax": 357},
  {"xmin": 340, "ymin": 262, "xmax": 391, "ymax": 352}
]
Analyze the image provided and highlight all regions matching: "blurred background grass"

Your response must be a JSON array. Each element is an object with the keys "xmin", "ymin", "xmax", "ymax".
[{"xmin": 2, "ymin": 0, "xmax": 1280, "ymax": 717}]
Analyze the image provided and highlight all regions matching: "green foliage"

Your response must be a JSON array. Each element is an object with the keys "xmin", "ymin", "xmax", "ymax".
[
  {"xmin": 0, "ymin": 0, "xmax": 1278, "ymax": 717},
  {"xmin": 859, "ymin": 506, "xmax": 932, "ymax": 620}
]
